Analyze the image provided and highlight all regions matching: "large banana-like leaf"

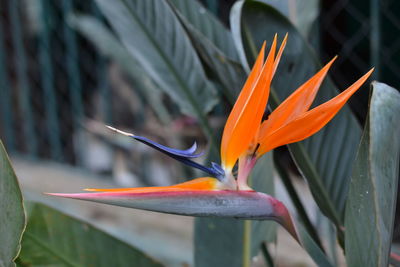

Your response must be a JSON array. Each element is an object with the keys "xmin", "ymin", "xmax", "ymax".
[
  {"xmin": 231, "ymin": 0, "xmax": 362, "ymax": 227},
  {"xmin": 68, "ymin": 14, "xmax": 171, "ymax": 124},
  {"xmin": 167, "ymin": 0, "xmax": 246, "ymax": 104},
  {"xmin": 167, "ymin": 0, "xmax": 238, "ymax": 60},
  {"xmin": 18, "ymin": 203, "xmax": 162, "ymax": 267},
  {"xmin": 297, "ymin": 224, "xmax": 334, "ymax": 267},
  {"xmin": 94, "ymin": 0, "xmax": 218, "ymax": 140},
  {"xmin": 0, "ymin": 141, "xmax": 26, "ymax": 267},
  {"xmin": 259, "ymin": 0, "xmax": 319, "ymax": 38},
  {"xmin": 194, "ymin": 154, "xmax": 277, "ymax": 267},
  {"xmin": 345, "ymin": 82, "xmax": 400, "ymax": 266}
]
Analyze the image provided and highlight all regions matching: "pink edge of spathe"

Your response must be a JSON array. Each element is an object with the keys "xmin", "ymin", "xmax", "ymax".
[
  {"xmin": 45, "ymin": 190, "xmax": 264, "ymax": 200},
  {"xmin": 270, "ymin": 196, "xmax": 300, "ymax": 244}
]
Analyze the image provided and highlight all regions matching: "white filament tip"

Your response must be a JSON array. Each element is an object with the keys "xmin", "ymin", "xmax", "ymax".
[{"xmin": 106, "ymin": 125, "xmax": 134, "ymax": 137}]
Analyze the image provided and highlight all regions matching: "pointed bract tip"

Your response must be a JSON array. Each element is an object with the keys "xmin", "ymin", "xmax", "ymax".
[
  {"xmin": 271, "ymin": 34, "xmax": 288, "ymax": 77},
  {"xmin": 44, "ymin": 192, "xmax": 74, "ymax": 198},
  {"xmin": 282, "ymin": 33, "xmax": 288, "ymax": 43},
  {"xmin": 271, "ymin": 34, "xmax": 278, "ymax": 49},
  {"xmin": 261, "ymin": 40, "xmax": 266, "ymax": 50},
  {"xmin": 322, "ymin": 55, "xmax": 337, "ymax": 70},
  {"xmin": 271, "ymin": 198, "xmax": 300, "ymax": 243}
]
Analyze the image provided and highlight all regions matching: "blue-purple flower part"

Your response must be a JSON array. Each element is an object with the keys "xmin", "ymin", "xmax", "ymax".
[{"xmin": 106, "ymin": 126, "xmax": 224, "ymax": 179}]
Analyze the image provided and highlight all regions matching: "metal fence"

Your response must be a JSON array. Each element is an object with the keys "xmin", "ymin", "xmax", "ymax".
[
  {"xmin": 0, "ymin": 0, "xmax": 399, "ymax": 166},
  {"xmin": 0, "ymin": 0, "xmax": 110, "ymax": 164},
  {"xmin": 320, "ymin": 0, "xmax": 400, "ymax": 121}
]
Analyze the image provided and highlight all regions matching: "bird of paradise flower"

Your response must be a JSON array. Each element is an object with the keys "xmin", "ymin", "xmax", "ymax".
[{"xmin": 48, "ymin": 35, "xmax": 373, "ymax": 242}]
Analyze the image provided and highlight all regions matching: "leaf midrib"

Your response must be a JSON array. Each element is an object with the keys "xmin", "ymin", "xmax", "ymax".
[
  {"xmin": 120, "ymin": 0, "xmax": 215, "ymax": 143},
  {"xmin": 166, "ymin": 1, "xmax": 238, "ymax": 104}
]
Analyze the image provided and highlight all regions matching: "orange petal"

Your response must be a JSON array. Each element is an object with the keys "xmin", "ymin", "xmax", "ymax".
[
  {"xmin": 272, "ymin": 33, "xmax": 288, "ymax": 77},
  {"xmin": 235, "ymin": 36, "xmax": 288, "ymax": 189},
  {"xmin": 84, "ymin": 177, "xmax": 221, "ymax": 193},
  {"xmin": 251, "ymin": 35, "xmax": 287, "ymax": 144},
  {"xmin": 221, "ymin": 37, "xmax": 277, "ymax": 170},
  {"xmin": 249, "ymin": 36, "xmax": 280, "ymax": 147},
  {"xmin": 257, "ymin": 68, "xmax": 374, "ymax": 155},
  {"xmin": 258, "ymin": 56, "xmax": 337, "ymax": 143},
  {"xmin": 220, "ymin": 42, "xmax": 266, "ymax": 169}
]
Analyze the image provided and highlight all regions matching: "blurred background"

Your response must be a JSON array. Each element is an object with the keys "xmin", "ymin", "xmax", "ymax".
[
  {"xmin": 1, "ymin": 0, "xmax": 399, "ymax": 175},
  {"xmin": 0, "ymin": 0, "xmax": 399, "ymax": 265}
]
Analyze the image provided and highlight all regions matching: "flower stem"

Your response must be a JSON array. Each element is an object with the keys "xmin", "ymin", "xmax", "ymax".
[{"xmin": 242, "ymin": 220, "xmax": 252, "ymax": 267}]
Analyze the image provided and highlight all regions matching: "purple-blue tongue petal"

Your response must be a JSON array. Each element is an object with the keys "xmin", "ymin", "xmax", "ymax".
[
  {"xmin": 132, "ymin": 136, "xmax": 203, "ymax": 158},
  {"xmin": 107, "ymin": 126, "xmax": 223, "ymax": 178}
]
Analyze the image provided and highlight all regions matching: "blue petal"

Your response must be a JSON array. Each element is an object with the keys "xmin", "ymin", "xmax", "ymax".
[
  {"xmin": 132, "ymin": 136, "xmax": 204, "ymax": 158},
  {"xmin": 107, "ymin": 126, "xmax": 224, "ymax": 180},
  {"xmin": 211, "ymin": 162, "xmax": 225, "ymax": 177},
  {"xmin": 132, "ymin": 135, "xmax": 224, "ymax": 179},
  {"xmin": 176, "ymin": 157, "xmax": 222, "ymax": 177}
]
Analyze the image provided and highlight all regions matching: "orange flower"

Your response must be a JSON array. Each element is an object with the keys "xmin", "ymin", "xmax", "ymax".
[
  {"xmin": 221, "ymin": 34, "xmax": 373, "ymax": 189},
  {"xmin": 49, "ymin": 35, "xmax": 373, "ymax": 241}
]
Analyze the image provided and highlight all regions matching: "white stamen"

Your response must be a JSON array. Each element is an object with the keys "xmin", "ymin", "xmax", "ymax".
[{"xmin": 106, "ymin": 125, "xmax": 135, "ymax": 137}]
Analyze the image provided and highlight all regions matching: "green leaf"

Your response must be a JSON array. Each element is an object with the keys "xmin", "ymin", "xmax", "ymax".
[
  {"xmin": 259, "ymin": 0, "xmax": 319, "ymax": 37},
  {"xmin": 187, "ymin": 32, "xmax": 246, "ymax": 105},
  {"xmin": 18, "ymin": 203, "xmax": 162, "ymax": 267},
  {"xmin": 273, "ymin": 150, "xmax": 323, "ymax": 249},
  {"xmin": 297, "ymin": 224, "xmax": 333, "ymax": 267},
  {"xmin": 166, "ymin": 0, "xmax": 238, "ymax": 60},
  {"xmin": 68, "ymin": 14, "xmax": 146, "ymax": 84},
  {"xmin": 345, "ymin": 82, "xmax": 400, "ymax": 267},
  {"xmin": 230, "ymin": 1, "xmax": 250, "ymax": 73},
  {"xmin": 230, "ymin": 0, "xmax": 362, "ymax": 227},
  {"xmin": 194, "ymin": 154, "xmax": 276, "ymax": 267},
  {"xmin": 94, "ymin": 0, "xmax": 218, "ymax": 143},
  {"xmin": 169, "ymin": 0, "xmax": 246, "ymax": 105},
  {"xmin": 167, "ymin": 0, "xmax": 246, "ymax": 104},
  {"xmin": 250, "ymin": 154, "xmax": 277, "ymax": 245},
  {"xmin": 67, "ymin": 14, "xmax": 171, "ymax": 124},
  {"xmin": 0, "ymin": 141, "xmax": 26, "ymax": 267}
]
